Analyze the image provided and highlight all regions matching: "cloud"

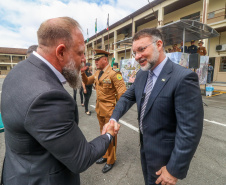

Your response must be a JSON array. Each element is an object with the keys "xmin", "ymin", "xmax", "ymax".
[{"xmin": 0, "ymin": 0, "xmax": 149, "ymax": 48}]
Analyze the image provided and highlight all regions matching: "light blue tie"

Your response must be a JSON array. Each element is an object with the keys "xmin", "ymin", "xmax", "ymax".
[{"xmin": 140, "ymin": 70, "xmax": 154, "ymax": 134}]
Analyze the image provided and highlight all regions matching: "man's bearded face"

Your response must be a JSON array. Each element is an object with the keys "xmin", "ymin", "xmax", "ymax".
[{"xmin": 62, "ymin": 57, "xmax": 83, "ymax": 89}]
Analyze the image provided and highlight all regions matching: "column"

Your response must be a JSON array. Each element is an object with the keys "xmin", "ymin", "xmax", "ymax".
[
  {"xmin": 113, "ymin": 30, "xmax": 118, "ymax": 63},
  {"xmin": 132, "ymin": 18, "xmax": 136, "ymax": 37},
  {"xmin": 131, "ymin": 19, "xmax": 136, "ymax": 57},
  {"xmin": 102, "ymin": 36, "xmax": 105, "ymax": 50},
  {"xmin": 202, "ymin": 0, "xmax": 209, "ymax": 52},
  {"xmin": 157, "ymin": 7, "xmax": 164, "ymax": 27},
  {"xmin": 92, "ymin": 42, "xmax": 95, "ymax": 73},
  {"xmin": 202, "ymin": 0, "xmax": 209, "ymax": 24},
  {"xmin": 85, "ymin": 44, "xmax": 88, "ymax": 62},
  {"xmin": 10, "ymin": 55, "xmax": 13, "ymax": 69}
]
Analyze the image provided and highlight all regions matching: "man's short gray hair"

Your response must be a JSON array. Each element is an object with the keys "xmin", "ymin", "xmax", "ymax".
[{"xmin": 27, "ymin": 45, "xmax": 38, "ymax": 56}]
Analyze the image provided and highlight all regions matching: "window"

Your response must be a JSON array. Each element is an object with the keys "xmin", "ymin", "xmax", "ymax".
[
  {"xmin": 181, "ymin": 12, "xmax": 200, "ymax": 21},
  {"xmin": 0, "ymin": 66, "xmax": 7, "ymax": 70},
  {"xmin": 219, "ymin": 57, "xmax": 226, "ymax": 72},
  {"xmin": 105, "ymin": 45, "xmax": 108, "ymax": 51},
  {"xmin": 208, "ymin": 12, "xmax": 215, "ymax": 19}
]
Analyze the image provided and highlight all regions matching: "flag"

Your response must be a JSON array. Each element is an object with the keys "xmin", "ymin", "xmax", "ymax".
[
  {"xmin": 87, "ymin": 28, "xmax": 89, "ymax": 42},
  {"xmin": 95, "ymin": 18, "xmax": 97, "ymax": 33},
  {"xmin": 106, "ymin": 14, "xmax": 109, "ymax": 31},
  {"xmin": 111, "ymin": 57, "xmax": 115, "ymax": 67}
]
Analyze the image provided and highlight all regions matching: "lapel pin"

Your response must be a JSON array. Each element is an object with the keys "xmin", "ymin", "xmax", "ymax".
[{"xmin": 162, "ymin": 79, "xmax": 165, "ymax": 82}]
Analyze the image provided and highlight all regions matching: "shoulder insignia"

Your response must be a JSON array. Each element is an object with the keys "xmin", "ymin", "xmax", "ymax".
[{"xmin": 117, "ymin": 74, "xmax": 122, "ymax": 80}]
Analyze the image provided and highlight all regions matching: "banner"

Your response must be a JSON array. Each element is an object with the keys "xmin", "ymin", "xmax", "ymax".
[
  {"xmin": 120, "ymin": 53, "xmax": 209, "ymax": 86},
  {"xmin": 196, "ymin": 56, "xmax": 209, "ymax": 85},
  {"xmin": 120, "ymin": 58, "xmax": 140, "ymax": 83},
  {"xmin": 166, "ymin": 52, "xmax": 209, "ymax": 84},
  {"xmin": 95, "ymin": 18, "xmax": 97, "ymax": 33}
]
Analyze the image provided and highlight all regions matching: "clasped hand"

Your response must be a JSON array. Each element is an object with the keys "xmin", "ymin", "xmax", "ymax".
[
  {"xmin": 155, "ymin": 166, "xmax": 178, "ymax": 185},
  {"xmin": 102, "ymin": 120, "xmax": 120, "ymax": 137}
]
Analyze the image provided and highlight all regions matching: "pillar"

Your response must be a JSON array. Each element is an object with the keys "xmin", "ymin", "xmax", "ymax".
[
  {"xmin": 157, "ymin": 7, "xmax": 164, "ymax": 27},
  {"xmin": 114, "ymin": 30, "xmax": 118, "ymax": 63}
]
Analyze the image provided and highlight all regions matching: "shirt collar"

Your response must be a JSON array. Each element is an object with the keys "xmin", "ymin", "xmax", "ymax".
[
  {"xmin": 152, "ymin": 56, "xmax": 168, "ymax": 78},
  {"xmin": 103, "ymin": 64, "xmax": 110, "ymax": 72},
  {"xmin": 33, "ymin": 51, "xmax": 66, "ymax": 84}
]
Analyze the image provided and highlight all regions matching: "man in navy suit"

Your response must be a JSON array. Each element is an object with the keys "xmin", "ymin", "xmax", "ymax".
[
  {"xmin": 1, "ymin": 17, "xmax": 118, "ymax": 185},
  {"xmin": 103, "ymin": 28, "xmax": 203, "ymax": 185}
]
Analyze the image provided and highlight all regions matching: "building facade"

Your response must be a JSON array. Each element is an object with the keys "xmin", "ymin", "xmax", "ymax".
[
  {"xmin": 0, "ymin": 47, "xmax": 27, "ymax": 76},
  {"xmin": 86, "ymin": 0, "xmax": 226, "ymax": 83}
]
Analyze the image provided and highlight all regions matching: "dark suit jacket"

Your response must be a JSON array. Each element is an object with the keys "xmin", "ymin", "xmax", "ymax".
[
  {"xmin": 111, "ymin": 59, "xmax": 203, "ymax": 179},
  {"xmin": 1, "ymin": 54, "xmax": 110, "ymax": 185},
  {"xmin": 180, "ymin": 46, "xmax": 188, "ymax": 53},
  {"xmin": 188, "ymin": 45, "xmax": 198, "ymax": 54}
]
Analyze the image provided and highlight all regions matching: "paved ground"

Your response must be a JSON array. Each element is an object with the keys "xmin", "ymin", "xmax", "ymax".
[{"xmin": 0, "ymin": 79, "xmax": 226, "ymax": 184}]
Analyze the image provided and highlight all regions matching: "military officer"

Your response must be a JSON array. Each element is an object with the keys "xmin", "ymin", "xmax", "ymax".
[
  {"xmin": 197, "ymin": 40, "xmax": 207, "ymax": 56},
  {"xmin": 82, "ymin": 49, "xmax": 127, "ymax": 173},
  {"xmin": 188, "ymin": 40, "xmax": 198, "ymax": 54}
]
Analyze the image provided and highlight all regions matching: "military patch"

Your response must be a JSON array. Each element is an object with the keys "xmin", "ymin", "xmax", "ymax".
[{"xmin": 117, "ymin": 74, "xmax": 122, "ymax": 80}]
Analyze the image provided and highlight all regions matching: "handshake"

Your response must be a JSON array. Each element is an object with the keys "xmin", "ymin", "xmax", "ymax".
[{"xmin": 102, "ymin": 119, "xmax": 120, "ymax": 137}]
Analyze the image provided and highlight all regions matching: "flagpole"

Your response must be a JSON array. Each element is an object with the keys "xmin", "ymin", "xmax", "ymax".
[
  {"xmin": 108, "ymin": 14, "xmax": 109, "ymax": 52},
  {"xmin": 87, "ymin": 28, "xmax": 89, "ymax": 62},
  {"xmin": 95, "ymin": 18, "xmax": 97, "ymax": 49}
]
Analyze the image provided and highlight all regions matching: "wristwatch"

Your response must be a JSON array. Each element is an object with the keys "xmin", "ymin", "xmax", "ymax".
[{"xmin": 106, "ymin": 133, "xmax": 113, "ymax": 142}]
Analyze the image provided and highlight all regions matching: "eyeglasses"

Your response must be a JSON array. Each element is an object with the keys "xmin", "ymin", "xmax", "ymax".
[{"xmin": 132, "ymin": 41, "xmax": 157, "ymax": 58}]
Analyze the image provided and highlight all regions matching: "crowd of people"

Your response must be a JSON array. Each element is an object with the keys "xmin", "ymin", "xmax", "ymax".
[
  {"xmin": 1, "ymin": 16, "xmax": 204, "ymax": 185},
  {"xmin": 166, "ymin": 40, "xmax": 207, "ymax": 55}
]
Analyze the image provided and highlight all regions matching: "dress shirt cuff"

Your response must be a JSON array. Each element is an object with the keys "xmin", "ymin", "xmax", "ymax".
[
  {"xmin": 109, "ymin": 118, "xmax": 118, "ymax": 123},
  {"xmin": 106, "ymin": 133, "xmax": 113, "ymax": 142}
]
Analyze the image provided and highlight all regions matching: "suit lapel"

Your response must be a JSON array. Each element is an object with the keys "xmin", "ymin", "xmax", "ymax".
[
  {"xmin": 143, "ymin": 59, "xmax": 173, "ymax": 118},
  {"xmin": 136, "ymin": 70, "xmax": 149, "ymax": 114}
]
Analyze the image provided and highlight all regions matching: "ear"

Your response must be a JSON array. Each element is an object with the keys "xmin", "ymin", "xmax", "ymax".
[
  {"xmin": 104, "ymin": 57, "xmax": 109, "ymax": 63},
  {"xmin": 56, "ymin": 44, "xmax": 66, "ymax": 61},
  {"xmin": 156, "ymin": 40, "xmax": 163, "ymax": 51}
]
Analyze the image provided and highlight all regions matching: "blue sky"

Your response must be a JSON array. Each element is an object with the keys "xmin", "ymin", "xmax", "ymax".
[{"xmin": 0, "ymin": 0, "xmax": 149, "ymax": 48}]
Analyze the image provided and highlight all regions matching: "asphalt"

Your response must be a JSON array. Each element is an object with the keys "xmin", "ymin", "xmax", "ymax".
[{"xmin": 0, "ymin": 80, "xmax": 226, "ymax": 185}]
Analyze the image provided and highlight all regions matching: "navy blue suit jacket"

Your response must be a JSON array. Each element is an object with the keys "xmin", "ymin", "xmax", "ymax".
[{"xmin": 111, "ymin": 59, "xmax": 203, "ymax": 179}]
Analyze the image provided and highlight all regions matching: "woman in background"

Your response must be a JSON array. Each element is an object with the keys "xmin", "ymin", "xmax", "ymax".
[{"xmin": 83, "ymin": 63, "xmax": 93, "ymax": 115}]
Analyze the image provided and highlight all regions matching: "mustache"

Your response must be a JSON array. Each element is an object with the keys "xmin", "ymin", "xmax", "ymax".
[{"xmin": 137, "ymin": 58, "xmax": 146, "ymax": 63}]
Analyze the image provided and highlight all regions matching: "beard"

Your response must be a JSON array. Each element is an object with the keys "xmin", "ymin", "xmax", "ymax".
[
  {"xmin": 140, "ymin": 45, "xmax": 159, "ymax": 71},
  {"xmin": 62, "ymin": 58, "xmax": 82, "ymax": 89}
]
